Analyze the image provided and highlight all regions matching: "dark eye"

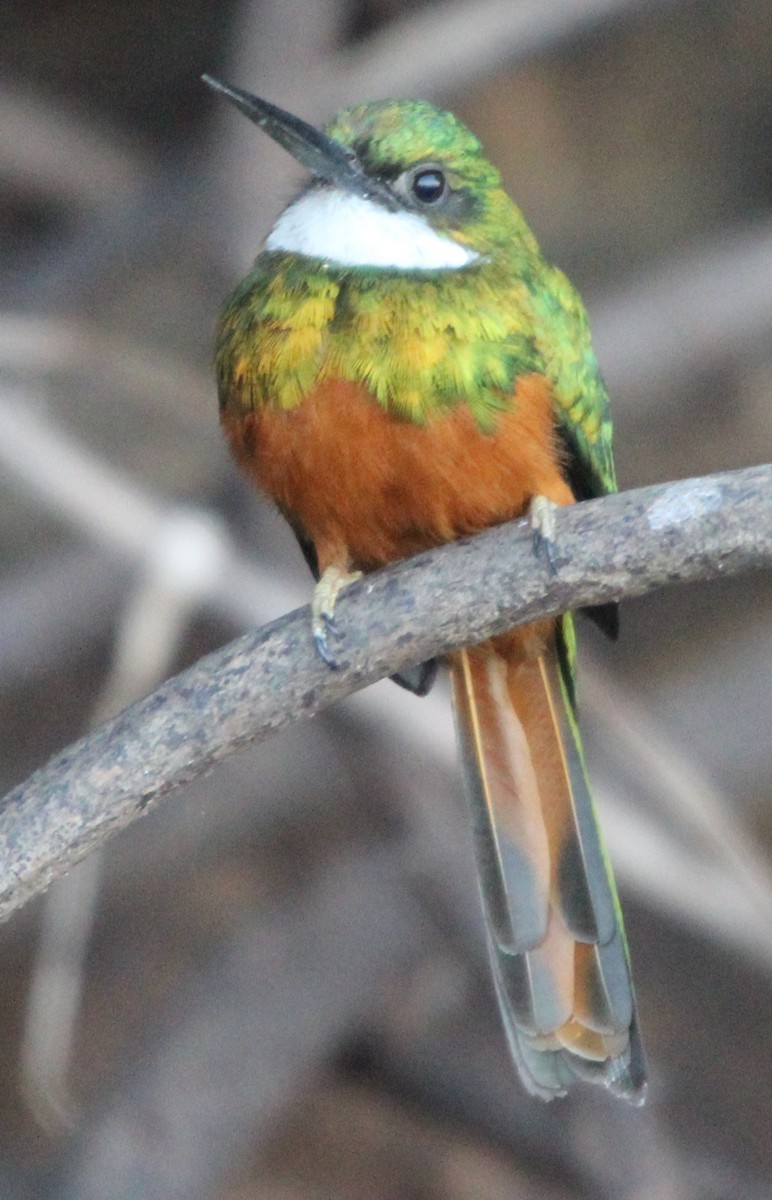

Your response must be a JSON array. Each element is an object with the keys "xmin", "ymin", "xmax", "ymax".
[{"xmin": 411, "ymin": 168, "xmax": 447, "ymax": 205}]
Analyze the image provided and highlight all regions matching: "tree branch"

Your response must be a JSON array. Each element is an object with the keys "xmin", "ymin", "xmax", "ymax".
[{"xmin": 0, "ymin": 465, "xmax": 769, "ymax": 922}]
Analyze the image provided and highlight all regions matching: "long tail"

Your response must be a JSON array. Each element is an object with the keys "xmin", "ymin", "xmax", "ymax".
[{"xmin": 450, "ymin": 617, "xmax": 646, "ymax": 1102}]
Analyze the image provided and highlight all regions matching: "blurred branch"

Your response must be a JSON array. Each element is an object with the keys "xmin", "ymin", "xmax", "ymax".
[
  {"xmin": 0, "ymin": 391, "xmax": 284, "ymax": 627},
  {"xmin": 224, "ymin": 0, "xmax": 343, "ymax": 100},
  {"xmin": 0, "ymin": 84, "xmax": 146, "ymax": 213},
  {"xmin": 0, "ymin": 464, "xmax": 769, "ymax": 923},
  {"xmin": 593, "ymin": 220, "xmax": 772, "ymax": 405},
  {"xmin": 584, "ymin": 668, "xmax": 772, "ymax": 937},
  {"xmin": 47, "ymin": 851, "xmax": 429, "ymax": 1200},
  {"xmin": 0, "ymin": 319, "xmax": 211, "ymax": 423},
  {"xmin": 218, "ymin": 0, "xmax": 685, "ymax": 116},
  {"xmin": 0, "ymin": 550, "xmax": 127, "ymax": 684},
  {"xmin": 329, "ymin": 0, "xmax": 684, "ymax": 103}
]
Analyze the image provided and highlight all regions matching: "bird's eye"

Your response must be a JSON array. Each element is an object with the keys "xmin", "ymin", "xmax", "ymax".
[{"xmin": 410, "ymin": 168, "xmax": 447, "ymax": 205}]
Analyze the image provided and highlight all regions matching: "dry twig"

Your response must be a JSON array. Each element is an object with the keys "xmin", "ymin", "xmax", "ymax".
[{"xmin": 0, "ymin": 465, "xmax": 769, "ymax": 923}]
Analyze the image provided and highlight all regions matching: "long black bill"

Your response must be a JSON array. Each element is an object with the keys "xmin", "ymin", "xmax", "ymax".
[{"xmin": 202, "ymin": 75, "xmax": 397, "ymax": 210}]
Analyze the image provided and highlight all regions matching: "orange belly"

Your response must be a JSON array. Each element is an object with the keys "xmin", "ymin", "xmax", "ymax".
[{"xmin": 223, "ymin": 372, "xmax": 574, "ymax": 579}]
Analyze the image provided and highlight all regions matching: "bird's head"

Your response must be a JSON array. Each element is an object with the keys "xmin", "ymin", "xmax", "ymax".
[{"xmin": 203, "ymin": 78, "xmax": 538, "ymax": 272}]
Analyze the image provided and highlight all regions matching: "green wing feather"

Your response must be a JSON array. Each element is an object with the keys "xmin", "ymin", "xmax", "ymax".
[{"xmin": 532, "ymin": 264, "xmax": 616, "ymax": 502}]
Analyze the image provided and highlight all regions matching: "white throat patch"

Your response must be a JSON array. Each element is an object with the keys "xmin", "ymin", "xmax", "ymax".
[{"xmin": 265, "ymin": 187, "xmax": 479, "ymax": 271}]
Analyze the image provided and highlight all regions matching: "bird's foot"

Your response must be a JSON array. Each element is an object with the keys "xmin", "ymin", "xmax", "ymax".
[
  {"xmin": 312, "ymin": 565, "xmax": 363, "ymax": 667},
  {"xmin": 529, "ymin": 495, "xmax": 559, "ymax": 574}
]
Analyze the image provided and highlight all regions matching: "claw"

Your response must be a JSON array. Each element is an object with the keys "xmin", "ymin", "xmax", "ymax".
[
  {"xmin": 529, "ymin": 495, "xmax": 559, "ymax": 574},
  {"xmin": 311, "ymin": 565, "xmax": 363, "ymax": 668},
  {"xmin": 321, "ymin": 612, "xmax": 340, "ymax": 637},
  {"xmin": 314, "ymin": 626, "xmax": 339, "ymax": 667}
]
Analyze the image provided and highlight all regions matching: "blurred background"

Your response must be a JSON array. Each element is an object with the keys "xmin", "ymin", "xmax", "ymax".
[{"xmin": 1, "ymin": 0, "xmax": 771, "ymax": 1197}]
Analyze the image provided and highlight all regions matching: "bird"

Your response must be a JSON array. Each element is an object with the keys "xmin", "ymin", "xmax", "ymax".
[{"xmin": 204, "ymin": 74, "xmax": 646, "ymax": 1103}]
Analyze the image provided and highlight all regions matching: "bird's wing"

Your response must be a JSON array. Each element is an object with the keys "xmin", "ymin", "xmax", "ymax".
[{"xmin": 533, "ymin": 264, "xmax": 616, "ymax": 503}]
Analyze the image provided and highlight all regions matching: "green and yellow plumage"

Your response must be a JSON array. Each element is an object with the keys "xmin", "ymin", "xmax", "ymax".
[{"xmin": 218, "ymin": 99, "xmax": 615, "ymax": 495}]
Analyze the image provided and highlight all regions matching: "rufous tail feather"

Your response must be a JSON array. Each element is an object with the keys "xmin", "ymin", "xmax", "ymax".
[{"xmin": 449, "ymin": 619, "xmax": 646, "ymax": 1101}]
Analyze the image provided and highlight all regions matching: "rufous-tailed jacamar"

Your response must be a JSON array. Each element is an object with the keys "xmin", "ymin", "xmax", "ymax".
[{"xmin": 204, "ymin": 75, "xmax": 646, "ymax": 1103}]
